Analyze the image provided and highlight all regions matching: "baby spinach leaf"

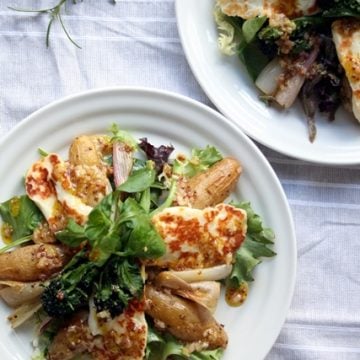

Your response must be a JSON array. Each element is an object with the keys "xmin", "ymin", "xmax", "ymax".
[
  {"xmin": 120, "ymin": 198, "xmax": 165, "ymax": 259},
  {"xmin": 0, "ymin": 195, "xmax": 44, "ymax": 241},
  {"xmin": 118, "ymin": 162, "xmax": 156, "ymax": 193},
  {"xmin": 83, "ymin": 193, "xmax": 165, "ymax": 264},
  {"xmin": 139, "ymin": 188, "xmax": 151, "ymax": 213},
  {"xmin": 150, "ymin": 180, "xmax": 177, "ymax": 216},
  {"xmin": 239, "ymin": 40, "xmax": 271, "ymax": 80},
  {"xmin": 242, "ymin": 16, "xmax": 267, "ymax": 43},
  {"xmin": 55, "ymin": 219, "xmax": 87, "ymax": 247},
  {"xmin": 85, "ymin": 192, "xmax": 123, "ymax": 265}
]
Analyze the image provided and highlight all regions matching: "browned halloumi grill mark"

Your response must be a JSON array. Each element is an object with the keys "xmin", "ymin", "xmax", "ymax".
[
  {"xmin": 49, "ymin": 299, "xmax": 148, "ymax": 360},
  {"xmin": 217, "ymin": 0, "xmax": 319, "ymax": 19},
  {"xmin": 48, "ymin": 311, "xmax": 92, "ymax": 360},
  {"xmin": 147, "ymin": 204, "xmax": 247, "ymax": 270},
  {"xmin": 332, "ymin": 19, "xmax": 360, "ymax": 122}
]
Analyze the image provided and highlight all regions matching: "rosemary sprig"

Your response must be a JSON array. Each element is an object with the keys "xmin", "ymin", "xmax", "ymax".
[{"xmin": 8, "ymin": 0, "xmax": 82, "ymax": 48}]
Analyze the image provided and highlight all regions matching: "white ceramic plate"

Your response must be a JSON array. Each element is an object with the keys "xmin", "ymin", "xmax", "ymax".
[
  {"xmin": 0, "ymin": 88, "xmax": 296, "ymax": 360},
  {"xmin": 176, "ymin": 0, "xmax": 360, "ymax": 164}
]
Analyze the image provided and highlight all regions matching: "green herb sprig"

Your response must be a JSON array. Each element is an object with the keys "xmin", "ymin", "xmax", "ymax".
[{"xmin": 8, "ymin": 0, "xmax": 82, "ymax": 48}]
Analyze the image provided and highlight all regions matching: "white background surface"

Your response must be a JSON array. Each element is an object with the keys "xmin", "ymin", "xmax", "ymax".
[{"xmin": 0, "ymin": 1, "xmax": 360, "ymax": 359}]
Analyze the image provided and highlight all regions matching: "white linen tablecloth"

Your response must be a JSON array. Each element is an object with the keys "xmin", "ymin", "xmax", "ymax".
[{"xmin": 1, "ymin": 1, "xmax": 360, "ymax": 359}]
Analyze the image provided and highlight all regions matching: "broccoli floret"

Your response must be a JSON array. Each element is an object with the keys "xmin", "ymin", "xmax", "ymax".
[
  {"xmin": 94, "ymin": 257, "xmax": 143, "ymax": 318},
  {"xmin": 257, "ymin": 25, "xmax": 282, "ymax": 57},
  {"xmin": 320, "ymin": 0, "xmax": 360, "ymax": 17},
  {"xmin": 42, "ymin": 251, "xmax": 143, "ymax": 319},
  {"xmin": 41, "ymin": 250, "xmax": 99, "ymax": 317}
]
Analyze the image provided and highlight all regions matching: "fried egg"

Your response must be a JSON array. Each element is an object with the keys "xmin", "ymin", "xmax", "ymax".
[
  {"xmin": 332, "ymin": 19, "xmax": 360, "ymax": 122},
  {"xmin": 217, "ymin": 0, "xmax": 319, "ymax": 19},
  {"xmin": 148, "ymin": 204, "xmax": 247, "ymax": 270}
]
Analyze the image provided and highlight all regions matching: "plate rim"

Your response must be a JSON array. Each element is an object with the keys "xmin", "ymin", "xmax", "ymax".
[{"xmin": 0, "ymin": 86, "xmax": 297, "ymax": 360}]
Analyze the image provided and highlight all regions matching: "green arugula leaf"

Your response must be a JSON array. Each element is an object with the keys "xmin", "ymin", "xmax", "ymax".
[
  {"xmin": 173, "ymin": 145, "xmax": 223, "ymax": 177},
  {"xmin": 120, "ymin": 198, "xmax": 166, "ymax": 259},
  {"xmin": 0, "ymin": 195, "xmax": 44, "ymax": 241},
  {"xmin": 55, "ymin": 219, "xmax": 87, "ymax": 247},
  {"xmin": 86, "ymin": 192, "xmax": 118, "ymax": 240},
  {"xmin": 227, "ymin": 201, "xmax": 276, "ymax": 289},
  {"xmin": 118, "ymin": 162, "xmax": 156, "ymax": 192}
]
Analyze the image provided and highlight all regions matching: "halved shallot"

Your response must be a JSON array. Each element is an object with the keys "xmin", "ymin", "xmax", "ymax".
[
  {"xmin": 168, "ymin": 264, "xmax": 232, "ymax": 283},
  {"xmin": 0, "ymin": 280, "xmax": 45, "ymax": 308},
  {"xmin": 154, "ymin": 271, "xmax": 221, "ymax": 314},
  {"xmin": 113, "ymin": 141, "xmax": 133, "ymax": 188},
  {"xmin": 256, "ymin": 46, "xmax": 320, "ymax": 109}
]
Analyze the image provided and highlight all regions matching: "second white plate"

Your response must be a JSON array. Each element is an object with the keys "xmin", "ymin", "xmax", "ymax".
[
  {"xmin": 0, "ymin": 87, "xmax": 296, "ymax": 360},
  {"xmin": 176, "ymin": 0, "xmax": 360, "ymax": 164}
]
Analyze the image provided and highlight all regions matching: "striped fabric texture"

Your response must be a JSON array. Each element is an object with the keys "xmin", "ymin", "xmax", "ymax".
[{"xmin": 0, "ymin": 1, "xmax": 359, "ymax": 359}]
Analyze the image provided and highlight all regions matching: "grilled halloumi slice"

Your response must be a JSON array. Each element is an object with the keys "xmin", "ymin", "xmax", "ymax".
[
  {"xmin": 332, "ymin": 19, "xmax": 360, "ymax": 122},
  {"xmin": 148, "ymin": 204, "xmax": 247, "ymax": 270},
  {"xmin": 25, "ymin": 153, "xmax": 93, "ymax": 230},
  {"xmin": 49, "ymin": 299, "xmax": 147, "ymax": 360},
  {"xmin": 91, "ymin": 299, "xmax": 148, "ymax": 360},
  {"xmin": 217, "ymin": 0, "xmax": 319, "ymax": 19}
]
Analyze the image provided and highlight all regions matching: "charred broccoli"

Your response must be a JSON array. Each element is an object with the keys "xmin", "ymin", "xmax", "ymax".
[
  {"xmin": 42, "ymin": 250, "xmax": 144, "ymax": 319},
  {"xmin": 94, "ymin": 257, "xmax": 143, "ymax": 318},
  {"xmin": 41, "ymin": 250, "xmax": 99, "ymax": 317},
  {"xmin": 320, "ymin": 0, "xmax": 360, "ymax": 17}
]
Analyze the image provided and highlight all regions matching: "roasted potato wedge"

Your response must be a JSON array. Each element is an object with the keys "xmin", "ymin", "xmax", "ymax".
[
  {"xmin": 69, "ymin": 135, "xmax": 111, "ymax": 167},
  {"xmin": 0, "ymin": 244, "xmax": 71, "ymax": 282},
  {"xmin": 145, "ymin": 285, "xmax": 228, "ymax": 349},
  {"xmin": 175, "ymin": 157, "xmax": 242, "ymax": 209}
]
